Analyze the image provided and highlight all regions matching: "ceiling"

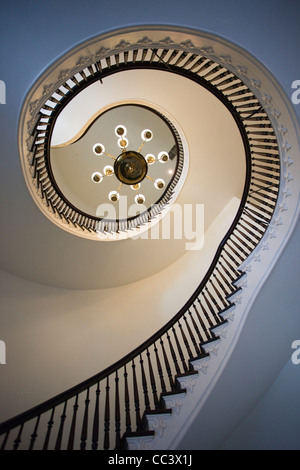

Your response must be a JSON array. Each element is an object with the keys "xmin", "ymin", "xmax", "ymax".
[
  {"xmin": 0, "ymin": 68, "xmax": 245, "ymax": 289},
  {"xmin": 50, "ymin": 99, "xmax": 178, "ymax": 218}
]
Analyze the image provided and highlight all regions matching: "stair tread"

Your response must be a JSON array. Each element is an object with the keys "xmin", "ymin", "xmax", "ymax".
[
  {"xmin": 201, "ymin": 336, "xmax": 221, "ymax": 346},
  {"xmin": 175, "ymin": 370, "xmax": 198, "ymax": 380},
  {"xmin": 124, "ymin": 430, "xmax": 155, "ymax": 438},
  {"xmin": 218, "ymin": 303, "xmax": 234, "ymax": 313},
  {"xmin": 190, "ymin": 354, "xmax": 209, "ymax": 364},
  {"xmin": 161, "ymin": 389, "xmax": 187, "ymax": 397},
  {"xmin": 234, "ymin": 270, "xmax": 246, "ymax": 282},
  {"xmin": 144, "ymin": 408, "xmax": 172, "ymax": 415},
  {"xmin": 227, "ymin": 286, "xmax": 242, "ymax": 300},
  {"xmin": 210, "ymin": 319, "xmax": 228, "ymax": 329}
]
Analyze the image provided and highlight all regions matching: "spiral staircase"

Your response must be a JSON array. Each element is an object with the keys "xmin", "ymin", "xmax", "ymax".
[{"xmin": 2, "ymin": 24, "xmax": 297, "ymax": 450}]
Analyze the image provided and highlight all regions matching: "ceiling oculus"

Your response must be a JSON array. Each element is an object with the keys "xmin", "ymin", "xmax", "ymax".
[{"xmin": 50, "ymin": 104, "xmax": 184, "ymax": 226}]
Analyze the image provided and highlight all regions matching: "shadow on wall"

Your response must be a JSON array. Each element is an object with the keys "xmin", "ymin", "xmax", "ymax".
[{"xmin": 219, "ymin": 357, "xmax": 300, "ymax": 450}]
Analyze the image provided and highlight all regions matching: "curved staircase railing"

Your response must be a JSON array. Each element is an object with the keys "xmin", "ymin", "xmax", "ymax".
[{"xmin": 0, "ymin": 45, "xmax": 280, "ymax": 450}]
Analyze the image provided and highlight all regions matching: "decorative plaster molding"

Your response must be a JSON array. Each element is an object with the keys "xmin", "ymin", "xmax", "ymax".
[
  {"xmin": 234, "ymin": 274, "xmax": 248, "ymax": 289},
  {"xmin": 191, "ymin": 357, "xmax": 210, "ymax": 374},
  {"xmin": 212, "ymin": 324, "xmax": 228, "ymax": 339},
  {"xmin": 227, "ymin": 289, "xmax": 243, "ymax": 305},
  {"xmin": 221, "ymin": 306, "xmax": 236, "ymax": 322},
  {"xmin": 126, "ymin": 435, "xmax": 154, "ymax": 450},
  {"xmin": 146, "ymin": 413, "xmax": 172, "ymax": 438},
  {"xmin": 176, "ymin": 374, "xmax": 198, "ymax": 393},
  {"xmin": 202, "ymin": 339, "xmax": 221, "ymax": 357},
  {"xmin": 163, "ymin": 394, "xmax": 185, "ymax": 415}
]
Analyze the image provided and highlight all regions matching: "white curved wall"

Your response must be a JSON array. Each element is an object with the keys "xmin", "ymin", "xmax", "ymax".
[
  {"xmin": 178, "ymin": 217, "xmax": 300, "ymax": 450},
  {"xmin": 0, "ymin": 197, "xmax": 239, "ymax": 422},
  {"xmin": 220, "ymin": 358, "xmax": 300, "ymax": 450}
]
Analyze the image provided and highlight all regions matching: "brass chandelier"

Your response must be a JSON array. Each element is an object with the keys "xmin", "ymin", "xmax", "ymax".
[{"xmin": 91, "ymin": 124, "xmax": 170, "ymax": 205}]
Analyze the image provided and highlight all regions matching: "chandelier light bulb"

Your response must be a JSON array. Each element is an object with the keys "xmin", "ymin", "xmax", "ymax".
[
  {"xmin": 118, "ymin": 137, "xmax": 129, "ymax": 149},
  {"xmin": 115, "ymin": 125, "xmax": 127, "ymax": 137},
  {"xmin": 135, "ymin": 193, "xmax": 145, "ymax": 205},
  {"xmin": 131, "ymin": 183, "xmax": 140, "ymax": 190},
  {"xmin": 158, "ymin": 151, "xmax": 169, "ymax": 163},
  {"xmin": 141, "ymin": 129, "xmax": 153, "ymax": 141},
  {"xmin": 103, "ymin": 165, "xmax": 114, "ymax": 176},
  {"xmin": 109, "ymin": 191, "xmax": 119, "ymax": 203},
  {"xmin": 93, "ymin": 143, "xmax": 105, "ymax": 155},
  {"xmin": 146, "ymin": 154, "xmax": 156, "ymax": 165},
  {"xmin": 91, "ymin": 172, "xmax": 103, "ymax": 183},
  {"xmin": 154, "ymin": 178, "xmax": 165, "ymax": 190}
]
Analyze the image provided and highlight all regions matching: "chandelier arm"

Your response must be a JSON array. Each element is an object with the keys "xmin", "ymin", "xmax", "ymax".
[
  {"xmin": 138, "ymin": 140, "xmax": 146, "ymax": 153},
  {"xmin": 103, "ymin": 152, "xmax": 117, "ymax": 160},
  {"xmin": 146, "ymin": 175, "xmax": 154, "ymax": 182}
]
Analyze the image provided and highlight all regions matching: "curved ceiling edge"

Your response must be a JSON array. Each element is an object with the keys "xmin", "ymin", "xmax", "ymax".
[
  {"xmin": 18, "ymin": 25, "xmax": 300, "ymax": 265},
  {"xmin": 19, "ymin": 26, "xmax": 252, "ymax": 242}
]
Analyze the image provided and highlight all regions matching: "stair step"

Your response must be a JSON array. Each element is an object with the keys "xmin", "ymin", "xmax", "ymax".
[
  {"xmin": 201, "ymin": 335, "xmax": 222, "ymax": 356},
  {"xmin": 210, "ymin": 318, "xmax": 228, "ymax": 332},
  {"xmin": 159, "ymin": 389, "xmax": 187, "ymax": 410},
  {"xmin": 144, "ymin": 408, "xmax": 172, "ymax": 417},
  {"xmin": 175, "ymin": 369, "xmax": 198, "ymax": 378},
  {"xmin": 123, "ymin": 430, "xmax": 155, "ymax": 438},
  {"xmin": 219, "ymin": 303, "xmax": 236, "ymax": 322},
  {"xmin": 219, "ymin": 303, "xmax": 236, "ymax": 316},
  {"xmin": 123, "ymin": 315, "xmax": 230, "ymax": 449},
  {"xmin": 161, "ymin": 390, "xmax": 187, "ymax": 416},
  {"xmin": 161, "ymin": 389, "xmax": 187, "ymax": 398},
  {"xmin": 175, "ymin": 370, "xmax": 199, "ymax": 393},
  {"xmin": 210, "ymin": 319, "xmax": 229, "ymax": 340},
  {"xmin": 233, "ymin": 271, "xmax": 247, "ymax": 287},
  {"xmin": 201, "ymin": 334, "xmax": 221, "ymax": 347},
  {"xmin": 122, "ymin": 272, "xmax": 246, "ymax": 451},
  {"xmin": 122, "ymin": 430, "xmax": 155, "ymax": 450},
  {"xmin": 189, "ymin": 350, "xmax": 210, "ymax": 362},
  {"xmin": 139, "ymin": 407, "xmax": 171, "ymax": 430},
  {"xmin": 144, "ymin": 409, "xmax": 173, "ymax": 438},
  {"xmin": 234, "ymin": 270, "xmax": 246, "ymax": 283},
  {"xmin": 227, "ymin": 286, "xmax": 243, "ymax": 303},
  {"xmin": 190, "ymin": 355, "xmax": 210, "ymax": 375}
]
